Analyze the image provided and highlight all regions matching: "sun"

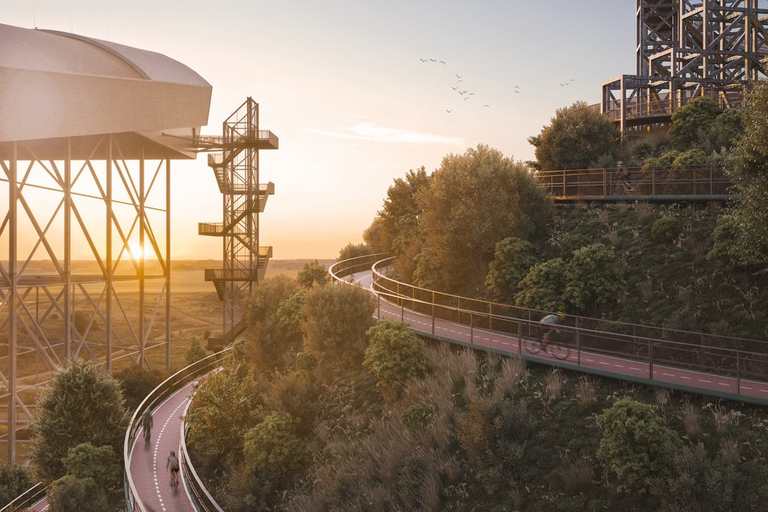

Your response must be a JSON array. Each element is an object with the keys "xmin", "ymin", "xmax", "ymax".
[{"xmin": 129, "ymin": 242, "xmax": 144, "ymax": 259}]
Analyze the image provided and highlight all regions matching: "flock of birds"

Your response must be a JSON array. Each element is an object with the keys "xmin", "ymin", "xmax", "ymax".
[{"xmin": 419, "ymin": 57, "xmax": 576, "ymax": 114}]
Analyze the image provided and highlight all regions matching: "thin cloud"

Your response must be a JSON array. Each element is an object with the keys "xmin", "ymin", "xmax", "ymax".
[{"xmin": 308, "ymin": 122, "xmax": 462, "ymax": 145}]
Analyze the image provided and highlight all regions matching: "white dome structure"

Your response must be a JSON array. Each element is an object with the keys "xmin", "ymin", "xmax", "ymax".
[{"xmin": 0, "ymin": 23, "xmax": 211, "ymax": 158}]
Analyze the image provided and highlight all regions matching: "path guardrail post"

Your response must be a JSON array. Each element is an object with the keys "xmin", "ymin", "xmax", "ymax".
[
  {"xmin": 488, "ymin": 303, "xmax": 493, "ymax": 331},
  {"xmin": 575, "ymin": 318, "xmax": 581, "ymax": 366},
  {"xmin": 649, "ymin": 339, "xmax": 654, "ymax": 380},
  {"xmin": 603, "ymin": 168, "xmax": 608, "ymax": 196},
  {"xmin": 401, "ymin": 301, "xmax": 404, "ymax": 322},
  {"xmin": 377, "ymin": 293, "xmax": 381, "ymax": 319},
  {"xmin": 652, "ymin": 169, "xmax": 656, "ymax": 195},
  {"xmin": 518, "ymin": 319, "xmax": 522, "ymax": 355},
  {"xmin": 737, "ymin": 351, "xmax": 741, "ymax": 395},
  {"xmin": 470, "ymin": 313, "xmax": 474, "ymax": 344},
  {"xmin": 431, "ymin": 291, "xmax": 435, "ymax": 334}
]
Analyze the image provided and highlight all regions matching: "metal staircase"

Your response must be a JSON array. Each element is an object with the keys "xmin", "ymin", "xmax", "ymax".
[{"xmin": 193, "ymin": 98, "xmax": 278, "ymax": 350}]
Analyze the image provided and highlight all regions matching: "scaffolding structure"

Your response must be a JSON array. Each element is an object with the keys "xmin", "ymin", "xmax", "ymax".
[
  {"xmin": 195, "ymin": 98, "xmax": 278, "ymax": 349},
  {"xmin": 602, "ymin": 0, "xmax": 768, "ymax": 133},
  {"xmin": 0, "ymin": 23, "xmax": 212, "ymax": 461}
]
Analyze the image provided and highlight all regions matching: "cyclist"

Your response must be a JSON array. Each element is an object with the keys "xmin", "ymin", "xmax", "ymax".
[
  {"xmin": 540, "ymin": 312, "xmax": 565, "ymax": 346},
  {"xmin": 167, "ymin": 450, "xmax": 180, "ymax": 488},
  {"xmin": 142, "ymin": 410, "xmax": 153, "ymax": 447}
]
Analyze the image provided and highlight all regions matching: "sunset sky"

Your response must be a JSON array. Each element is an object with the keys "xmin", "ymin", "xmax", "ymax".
[{"xmin": 2, "ymin": 1, "xmax": 635, "ymax": 259}]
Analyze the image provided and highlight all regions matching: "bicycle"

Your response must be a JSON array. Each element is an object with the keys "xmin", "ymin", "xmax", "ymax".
[
  {"xmin": 169, "ymin": 471, "xmax": 179, "ymax": 492},
  {"xmin": 525, "ymin": 331, "xmax": 571, "ymax": 360}
]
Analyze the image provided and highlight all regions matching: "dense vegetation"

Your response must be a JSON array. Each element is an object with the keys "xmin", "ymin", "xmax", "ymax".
[{"xmin": 186, "ymin": 266, "xmax": 768, "ymax": 511}]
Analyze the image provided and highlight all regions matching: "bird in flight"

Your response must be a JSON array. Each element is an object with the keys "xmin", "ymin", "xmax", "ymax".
[
  {"xmin": 483, "ymin": 104, "xmax": 490, "ymax": 108},
  {"xmin": 464, "ymin": 97, "xmax": 470, "ymax": 101},
  {"xmin": 559, "ymin": 82, "xmax": 570, "ymax": 86},
  {"xmin": 445, "ymin": 109, "xmax": 453, "ymax": 113},
  {"xmin": 455, "ymin": 74, "xmax": 462, "ymax": 79},
  {"xmin": 468, "ymin": 92, "xmax": 475, "ymax": 96},
  {"xmin": 451, "ymin": 86, "xmax": 459, "ymax": 90},
  {"xmin": 458, "ymin": 90, "xmax": 466, "ymax": 95},
  {"xmin": 439, "ymin": 60, "xmax": 446, "ymax": 65},
  {"xmin": 514, "ymin": 85, "xmax": 521, "ymax": 89},
  {"xmin": 419, "ymin": 58, "xmax": 426, "ymax": 62}
]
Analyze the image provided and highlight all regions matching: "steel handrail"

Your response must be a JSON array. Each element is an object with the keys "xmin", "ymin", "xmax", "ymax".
[
  {"xmin": 180, "ymin": 391, "xmax": 224, "ymax": 512},
  {"xmin": 124, "ymin": 349, "xmax": 230, "ymax": 512},
  {"xmin": 370, "ymin": 258, "xmax": 768, "ymax": 350},
  {"xmin": 0, "ymin": 482, "xmax": 48, "ymax": 512},
  {"xmin": 328, "ymin": 255, "xmax": 768, "ymax": 402}
]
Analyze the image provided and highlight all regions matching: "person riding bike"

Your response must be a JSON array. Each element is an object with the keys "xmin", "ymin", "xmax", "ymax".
[
  {"xmin": 540, "ymin": 312, "xmax": 565, "ymax": 346},
  {"xmin": 142, "ymin": 410, "xmax": 153, "ymax": 447},
  {"xmin": 167, "ymin": 450, "xmax": 180, "ymax": 488}
]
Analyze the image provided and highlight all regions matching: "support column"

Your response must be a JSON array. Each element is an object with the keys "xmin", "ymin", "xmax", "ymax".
[
  {"xmin": 8, "ymin": 142, "xmax": 18, "ymax": 462},
  {"xmin": 165, "ymin": 159, "xmax": 171, "ymax": 371},
  {"xmin": 64, "ymin": 139, "xmax": 72, "ymax": 361},
  {"xmin": 139, "ymin": 148, "xmax": 145, "ymax": 366},
  {"xmin": 106, "ymin": 137, "xmax": 113, "ymax": 371}
]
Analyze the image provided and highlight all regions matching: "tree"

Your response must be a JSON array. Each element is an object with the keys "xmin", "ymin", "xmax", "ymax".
[
  {"xmin": 186, "ymin": 368, "xmax": 261, "ymax": 471},
  {"xmin": 297, "ymin": 260, "xmax": 328, "ymax": 288},
  {"xmin": 302, "ymin": 284, "xmax": 375, "ymax": 365},
  {"xmin": 369, "ymin": 167, "xmax": 431, "ymax": 280},
  {"xmin": 597, "ymin": 399, "xmax": 679, "ymax": 495},
  {"xmin": 115, "ymin": 366, "xmax": 165, "ymax": 412},
  {"xmin": 564, "ymin": 244, "xmax": 623, "ymax": 314},
  {"xmin": 515, "ymin": 258, "xmax": 569, "ymax": 312},
  {"xmin": 186, "ymin": 336, "xmax": 208, "ymax": 367},
  {"xmin": 417, "ymin": 144, "xmax": 552, "ymax": 293},
  {"xmin": 363, "ymin": 320, "xmax": 428, "ymax": 389},
  {"xmin": 338, "ymin": 242, "xmax": 373, "ymax": 261},
  {"xmin": 0, "ymin": 461, "xmax": 32, "ymax": 508},
  {"xmin": 243, "ymin": 411, "xmax": 309, "ymax": 483},
  {"xmin": 528, "ymin": 101, "xmax": 620, "ymax": 170},
  {"xmin": 47, "ymin": 475, "xmax": 107, "ymax": 512},
  {"xmin": 362, "ymin": 215, "xmax": 394, "ymax": 255},
  {"xmin": 243, "ymin": 275, "xmax": 302, "ymax": 372},
  {"xmin": 61, "ymin": 443, "xmax": 122, "ymax": 506},
  {"xmin": 669, "ymin": 96, "xmax": 720, "ymax": 148},
  {"xmin": 29, "ymin": 359, "xmax": 128, "ymax": 482},
  {"xmin": 712, "ymin": 78, "xmax": 768, "ymax": 272},
  {"xmin": 485, "ymin": 237, "xmax": 538, "ymax": 301}
]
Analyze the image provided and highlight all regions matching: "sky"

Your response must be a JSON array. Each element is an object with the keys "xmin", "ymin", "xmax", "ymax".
[{"xmin": 1, "ymin": 0, "xmax": 636, "ymax": 260}]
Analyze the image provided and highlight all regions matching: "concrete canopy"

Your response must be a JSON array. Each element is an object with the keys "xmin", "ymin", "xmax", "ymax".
[{"xmin": 0, "ymin": 23, "xmax": 212, "ymax": 159}]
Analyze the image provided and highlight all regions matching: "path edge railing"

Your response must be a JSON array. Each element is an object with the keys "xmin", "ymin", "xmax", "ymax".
[
  {"xmin": 124, "ymin": 349, "xmax": 230, "ymax": 512},
  {"xmin": 0, "ymin": 482, "xmax": 48, "ymax": 512},
  {"xmin": 329, "ymin": 255, "xmax": 768, "ymax": 405}
]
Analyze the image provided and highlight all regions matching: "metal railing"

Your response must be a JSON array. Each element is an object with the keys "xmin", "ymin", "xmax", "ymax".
[
  {"xmin": 0, "ymin": 482, "xmax": 48, "ymax": 512},
  {"xmin": 330, "ymin": 256, "xmax": 768, "ymax": 404},
  {"xmin": 536, "ymin": 165, "xmax": 732, "ymax": 200},
  {"xmin": 328, "ymin": 252, "xmax": 387, "ymax": 283},
  {"xmin": 124, "ymin": 350, "xmax": 230, "ymax": 512},
  {"xmin": 179, "ymin": 391, "xmax": 225, "ymax": 512}
]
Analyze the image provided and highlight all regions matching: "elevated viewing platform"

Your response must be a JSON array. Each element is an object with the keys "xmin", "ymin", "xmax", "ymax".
[
  {"xmin": 193, "ymin": 130, "xmax": 278, "ymax": 151},
  {"xmin": 537, "ymin": 165, "xmax": 734, "ymax": 204}
]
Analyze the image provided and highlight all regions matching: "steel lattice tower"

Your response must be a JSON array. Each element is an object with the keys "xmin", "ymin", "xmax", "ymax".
[
  {"xmin": 602, "ymin": 0, "xmax": 768, "ymax": 133},
  {"xmin": 196, "ymin": 99, "xmax": 278, "ymax": 349}
]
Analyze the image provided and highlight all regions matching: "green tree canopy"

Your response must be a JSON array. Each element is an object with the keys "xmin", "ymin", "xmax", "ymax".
[
  {"xmin": 669, "ymin": 96, "xmax": 721, "ymax": 148},
  {"xmin": 302, "ymin": 284, "xmax": 375, "ymax": 365},
  {"xmin": 243, "ymin": 275, "xmax": 303, "ymax": 372},
  {"xmin": 485, "ymin": 237, "xmax": 538, "ymax": 301},
  {"xmin": 296, "ymin": 260, "xmax": 328, "ymax": 288},
  {"xmin": 363, "ymin": 320, "xmax": 428, "ymax": 388},
  {"xmin": 515, "ymin": 258, "xmax": 569, "ymax": 312},
  {"xmin": 528, "ymin": 101, "xmax": 620, "ymax": 170},
  {"xmin": 338, "ymin": 242, "xmax": 374, "ymax": 261},
  {"xmin": 185, "ymin": 336, "xmax": 208, "ymax": 367},
  {"xmin": 243, "ymin": 411, "xmax": 309, "ymax": 484},
  {"xmin": 0, "ymin": 461, "xmax": 32, "ymax": 508},
  {"xmin": 416, "ymin": 144, "xmax": 552, "ymax": 293},
  {"xmin": 47, "ymin": 475, "xmax": 107, "ymax": 512},
  {"xmin": 29, "ymin": 359, "xmax": 128, "ymax": 482},
  {"xmin": 597, "ymin": 399, "xmax": 679, "ymax": 495},
  {"xmin": 564, "ymin": 244, "xmax": 624, "ymax": 314},
  {"xmin": 187, "ymin": 369, "xmax": 261, "ymax": 471},
  {"xmin": 712, "ymin": 78, "xmax": 768, "ymax": 272},
  {"xmin": 61, "ymin": 443, "xmax": 122, "ymax": 508}
]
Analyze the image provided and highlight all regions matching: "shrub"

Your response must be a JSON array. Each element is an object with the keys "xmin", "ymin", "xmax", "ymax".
[
  {"xmin": 485, "ymin": 237, "xmax": 538, "ymax": 300},
  {"xmin": 243, "ymin": 411, "xmax": 309, "ymax": 483},
  {"xmin": 402, "ymin": 403, "xmax": 434, "ymax": 430},
  {"xmin": 651, "ymin": 216, "xmax": 682, "ymax": 244},
  {"xmin": 597, "ymin": 399, "xmax": 680, "ymax": 495},
  {"xmin": 364, "ymin": 320, "xmax": 428, "ymax": 388},
  {"xmin": 0, "ymin": 461, "xmax": 32, "ymax": 508},
  {"xmin": 515, "ymin": 258, "xmax": 569, "ymax": 312},
  {"xmin": 47, "ymin": 475, "xmax": 107, "ymax": 512},
  {"xmin": 564, "ymin": 244, "xmax": 623, "ymax": 313},
  {"xmin": 297, "ymin": 260, "xmax": 328, "ymax": 288},
  {"xmin": 186, "ymin": 336, "xmax": 208, "ymax": 367}
]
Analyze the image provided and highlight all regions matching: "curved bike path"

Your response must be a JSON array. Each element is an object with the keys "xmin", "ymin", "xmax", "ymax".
[
  {"xmin": 352, "ymin": 271, "xmax": 768, "ymax": 404},
  {"xmin": 129, "ymin": 382, "xmax": 196, "ymax": 512}
]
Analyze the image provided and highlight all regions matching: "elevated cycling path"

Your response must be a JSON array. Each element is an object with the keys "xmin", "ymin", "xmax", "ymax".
[
  {"xmin": 332, "ymin": 255, "xmax": 768, "ymax": 406},
  {"xmin": 124, "ymin": 352, "xmax": 227, "ymax": 512}
]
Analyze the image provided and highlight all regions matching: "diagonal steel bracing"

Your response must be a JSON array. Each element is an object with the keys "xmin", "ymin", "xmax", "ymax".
[{"xmin": 0, "ymin": 135, "xmax": 172, "ymax": 461}]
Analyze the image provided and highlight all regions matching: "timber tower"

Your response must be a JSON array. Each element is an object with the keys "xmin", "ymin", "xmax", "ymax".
[
  {"xmin": 195, "ymin": 98, "xmax": 278, "ymax": 350},
  {"xmin": 602, "ymin": 0, "xmax": 768, "ymax": 134}
]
